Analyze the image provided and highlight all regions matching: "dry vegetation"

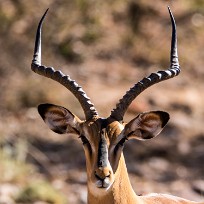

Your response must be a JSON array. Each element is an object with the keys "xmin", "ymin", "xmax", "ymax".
[{"xmin": 0, "ymin": 0, "xmax": 204, "ymax": 203}]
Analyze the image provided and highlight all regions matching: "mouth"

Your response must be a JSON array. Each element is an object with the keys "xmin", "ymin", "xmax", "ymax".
[{"xmin": 95, "ymin": 178, "xmax": 111, "ymax": 189}]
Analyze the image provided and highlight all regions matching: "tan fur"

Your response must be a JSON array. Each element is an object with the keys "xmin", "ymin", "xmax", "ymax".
[{"xmin": 86, "ymin": 132, "xmax": 203, "ymax": 203}]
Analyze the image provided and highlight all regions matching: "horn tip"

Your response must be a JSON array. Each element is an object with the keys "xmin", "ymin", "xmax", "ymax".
[
  {"xmin": 167, "ymin": 6, "xmax": 172, "ymax": 16},
  {"xmin": 45, "ymin": 8, "xmax": 49, "ymax": 14},
  {"xmin": 42, "ymin": 8, "xmax": 49, "ymax": 19},
  {"xmin": 167, "ymin": 6, "xmax": 174, "ymax": 20}
]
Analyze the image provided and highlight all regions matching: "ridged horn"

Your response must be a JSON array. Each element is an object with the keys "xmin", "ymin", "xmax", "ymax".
[
  {"xmin": 31, "ymin": 9, "xmax": 98, "ymax": 120},
  {"xmin": 109, "ymin": 6, "xmax": 180, "ymax": 121}
]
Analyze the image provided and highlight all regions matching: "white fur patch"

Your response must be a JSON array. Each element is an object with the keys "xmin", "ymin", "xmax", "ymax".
[{"xmin": 88, "ymin": 181, "xmax": 113, "ymax": 197}]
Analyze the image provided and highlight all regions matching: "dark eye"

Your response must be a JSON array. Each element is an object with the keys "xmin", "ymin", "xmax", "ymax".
[
  {"xmin": 118, "ymin": 137, "xmax": 127, "ymax": 147},
  {"xmin": 114, "ymin": 137, "xmax": 128, "ymax": 154},
  {"xmin": 79, "ymin": 135, "xmax": 92, "ymax": 154},
  {"xmin": 79, "ymin": 135, "xmax": 89, "ymax": 145}
]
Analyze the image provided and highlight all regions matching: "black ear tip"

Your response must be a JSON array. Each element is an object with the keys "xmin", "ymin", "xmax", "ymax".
[
  {"xmin": 38, "ymin": 103, "xmax": 52, "ymax": 120},
  {"xmin": 38, "ymin": 104, "xmax": 45, "ymax": 119},
  {"xmin": 158, "ymin": 111, "xmax": 170, "ymax": 128}
]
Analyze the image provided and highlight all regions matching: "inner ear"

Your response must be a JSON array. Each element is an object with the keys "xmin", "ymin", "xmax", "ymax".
[
  {"xmin": 124, "ymin": 111, "xmax": 170, "ymax": 140},
  {"xmin": 38, "ymin": 103, "xmax": 81, "ymax": 134}
]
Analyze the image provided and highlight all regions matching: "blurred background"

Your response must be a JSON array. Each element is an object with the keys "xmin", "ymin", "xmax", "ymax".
[{"xmin": 0, "ymin": 0, "xmax": 204, "ymax": 203}]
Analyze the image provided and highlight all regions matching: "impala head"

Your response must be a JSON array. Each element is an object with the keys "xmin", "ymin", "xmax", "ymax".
[
  {"xmin": 31, "ymin": 7, "xmax": 180, "ymax": 192},
  {"xmin": 38, "ymin": 104, "xmax": 169, "ymax": 191}
]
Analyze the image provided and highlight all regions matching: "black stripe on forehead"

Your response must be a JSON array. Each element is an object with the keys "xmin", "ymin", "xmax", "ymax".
[{"xmin": 97, "ymin": 128, "xmax": 108, "ymax": 167}]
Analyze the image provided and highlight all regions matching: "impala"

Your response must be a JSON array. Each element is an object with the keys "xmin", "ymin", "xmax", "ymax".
[{"xmin": 31, "ymin": 7, "xmax": 203, "ymax": 204}]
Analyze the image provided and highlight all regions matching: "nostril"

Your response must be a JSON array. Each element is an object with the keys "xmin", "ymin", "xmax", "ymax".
[
  {"xmin": 104, "ymin": 170, "xmax": 111, "ymax": 178},
  {"xmin": 95, "ymin": 170, "xmax": 111, "ymax": 180},
  {"xmin": 106, "ymin": 171, "xmax": 111, "ymax": 178},
  {"xmin": 108, "ymin": 170, "xmax": 111, "ymax": 177},
  {"xmin": 95, "ymin": 171, "xmax": 103, "ymax": 180}
]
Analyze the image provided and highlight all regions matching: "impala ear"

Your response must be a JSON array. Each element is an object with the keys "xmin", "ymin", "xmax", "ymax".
[
  {"xmin": 124, "ymin": 111, "xmax": 169, "ymax": 140},
  {"xmin": 38, "ymin": 103, "xmax": 82, "ymax": 134}
]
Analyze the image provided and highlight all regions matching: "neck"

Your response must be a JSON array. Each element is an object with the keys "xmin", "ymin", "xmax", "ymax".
[{"xmin": 87, "ymin": 154, "xmax": 141, "ymax": 204}]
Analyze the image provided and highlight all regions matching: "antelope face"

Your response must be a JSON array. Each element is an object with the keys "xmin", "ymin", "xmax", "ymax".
[
  {"xmin": 80, "ymin": 119, "xmax": 124, "ymax": 190},
  {"xmin": 38, "ymin": 104, "xmax": 169, "ymax": 191}
]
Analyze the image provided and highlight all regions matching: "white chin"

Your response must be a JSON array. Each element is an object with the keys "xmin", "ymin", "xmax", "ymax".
[
  {"xmin": 95, "ymin": 178, "xmax": 111, "ymax": 189},
  {"xmin": 88, "ymin": 181, "xmax": 112, "ymax": 197}
]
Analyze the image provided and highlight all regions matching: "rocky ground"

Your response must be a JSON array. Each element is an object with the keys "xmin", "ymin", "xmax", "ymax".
[{"xmin": 0, "ymin": 0, "xmax": 204, "ymax": 203}]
